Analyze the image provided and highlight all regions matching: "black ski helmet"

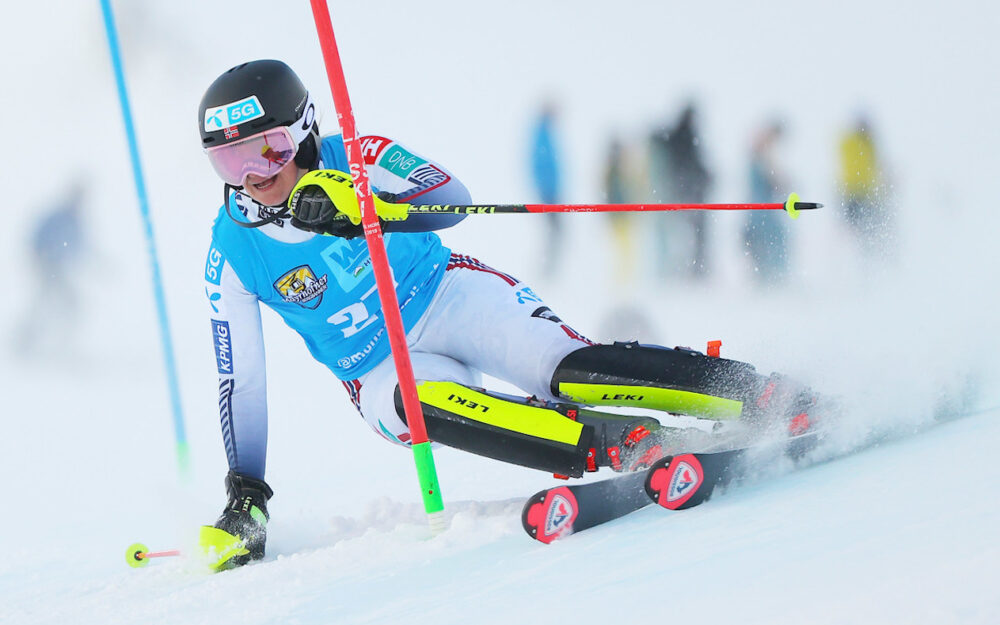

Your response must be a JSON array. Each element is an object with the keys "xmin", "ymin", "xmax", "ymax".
[{"xmin": 199, "ymin": 59, "xmax": 319, "ymax": 171}]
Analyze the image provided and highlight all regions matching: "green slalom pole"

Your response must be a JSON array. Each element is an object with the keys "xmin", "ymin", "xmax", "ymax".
[
  {"xmin": 309, "ymin": 0, "xmax": 444, "ymax": 532},
  {"xmin": 413, "ymin": 442, "xmax": 445, "ymax": 529}
]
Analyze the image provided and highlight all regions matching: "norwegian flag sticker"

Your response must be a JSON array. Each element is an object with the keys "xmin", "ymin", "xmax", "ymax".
[{"xmin": 223, "ymin": 126, "xmax": 240, "ymax": 140}]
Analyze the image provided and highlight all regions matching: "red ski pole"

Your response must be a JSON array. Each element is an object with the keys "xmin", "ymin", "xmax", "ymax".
[
  {"xmin": 309, "ymin": 0, "xmax": 445, "ymax": 534},
  {"xmin": 126, "ymin": 543, "xmax": 181, "ymax": 568},
  {"xmin": 402, "ymin": 193, "xmax": 821, "ymax": 217}
]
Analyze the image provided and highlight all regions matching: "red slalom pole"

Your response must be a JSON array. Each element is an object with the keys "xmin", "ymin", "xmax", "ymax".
[{"xmin": 309, "ymin": 0, "xmax": 445, "ymax": 533}]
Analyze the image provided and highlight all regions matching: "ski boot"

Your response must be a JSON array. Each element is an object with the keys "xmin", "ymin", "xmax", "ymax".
[
  {"xmin": 539, "ymin": 394, "xmax": 728, "ymax": 474},
  {"xmin": 570, "ymin": 409, "xmax": 668, "ymax": 473},
  {"xmin": 740, "ymin": 372, "xmax": 835, "ymax": 460},
  {"xmin": 199, "ymin": 470, "xmax": 273, "ymax": 570},
  {"xmin": 745, "ymin": 373, "xmax": 821, "ymax": 436}
]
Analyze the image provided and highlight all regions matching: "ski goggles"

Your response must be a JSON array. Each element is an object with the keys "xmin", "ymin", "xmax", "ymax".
[{"xmin": 205, "ymin": 126, "xmax": 301, "ymax": 186}]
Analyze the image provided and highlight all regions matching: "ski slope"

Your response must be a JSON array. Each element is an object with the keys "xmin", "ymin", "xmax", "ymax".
[
  {"xmin": 3, "ymin": 366, "xmax": 998, "ymax": 625},
  {"xmin": 2, "ymin": 2, "xmax": 999, "ymax": 624}
]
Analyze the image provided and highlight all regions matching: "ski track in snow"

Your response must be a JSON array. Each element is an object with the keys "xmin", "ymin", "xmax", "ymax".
[{"xmin": 4, "ymin": 409, "xmax": 999, "ymax": 625}]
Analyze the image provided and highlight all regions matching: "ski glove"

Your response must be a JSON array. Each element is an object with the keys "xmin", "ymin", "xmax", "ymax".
[
  {"xmin": 199, "ymin": 470, "xmax": 274, "ymax": 570},
  {"xmin": 288, "ymin": 169, "xmax": 408, "ymax": 238}
]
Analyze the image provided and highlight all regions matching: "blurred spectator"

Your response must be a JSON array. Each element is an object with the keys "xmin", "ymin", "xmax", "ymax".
[
  {"xmin": 649, "ymin": 103, "xmax": 713, "ymax": 279},
  {"xmin": 599, "ymin": 137, "xmax": 658, "ymax": 342},
  {"xmin": 12, "ymin": 181, "xmax": 89, "ymax": 359},
  {"xmin": 743, "ymin": 120, "xmax": 790, "ymax": 285},
  {"xmin": 838, "ymin": 115, "xmax": 893, "ymax": 256},
  {"xmin": 604, "ymin": 137, "xmax": 631, "ymax": 205},
  {"xmin": 602, "ymin": 137, "xmax": 652, "ymax": 284},
  {"xmin": 603, "ymin": 136, "xmax": 636, "ymax": 282},
  {"xmin": 529, "ymin": 101, "xmax": 564, "ymax": 277}
]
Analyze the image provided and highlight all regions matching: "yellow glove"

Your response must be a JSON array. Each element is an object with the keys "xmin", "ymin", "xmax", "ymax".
[{"xmin": 288, "ymin": 169, "xmax": 408, "ymax": 237}]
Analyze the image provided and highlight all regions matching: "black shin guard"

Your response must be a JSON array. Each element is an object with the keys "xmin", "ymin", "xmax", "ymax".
[
  {"xmin": 395, "ymin": 382, "xmax": 595, "ymax": 477},
  {"xmin": 550, "ymin": 342, "xmax": 768, "ymax": 420}
]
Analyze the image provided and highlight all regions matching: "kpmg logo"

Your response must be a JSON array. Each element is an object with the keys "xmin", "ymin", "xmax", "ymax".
[
  {"xmin": 203, "ymin": 95, "xmax": 265, "ymax": 132},
  {"xmin": 212, "ymin": 320, "xmax": 233, "ymax": 375}
]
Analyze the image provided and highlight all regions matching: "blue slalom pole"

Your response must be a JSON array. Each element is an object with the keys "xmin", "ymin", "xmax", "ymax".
[{"xmin": 99, "ymin": 0, "xmax": 189, "ymax": 478}]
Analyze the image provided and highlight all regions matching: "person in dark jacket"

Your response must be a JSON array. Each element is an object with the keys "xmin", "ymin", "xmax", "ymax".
[{"xmin": 649, "ymin": 103, "xmax": 713, "ymax": 279}]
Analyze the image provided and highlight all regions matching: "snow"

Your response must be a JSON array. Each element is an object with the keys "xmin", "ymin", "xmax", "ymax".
[{"xmin": 2, "ymin": 1, "xmax": 999, "ymax": 624}]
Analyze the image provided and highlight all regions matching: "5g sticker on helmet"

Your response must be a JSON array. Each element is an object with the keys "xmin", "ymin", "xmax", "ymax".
[{"xmin": 203, "ymin": 95, "xmax": 266, "ymax": 132}]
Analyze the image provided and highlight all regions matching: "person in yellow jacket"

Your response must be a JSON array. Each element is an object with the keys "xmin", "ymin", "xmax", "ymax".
[{"xmin": 838, "ymin": 116, "xmax": 892, "ymax": 255}]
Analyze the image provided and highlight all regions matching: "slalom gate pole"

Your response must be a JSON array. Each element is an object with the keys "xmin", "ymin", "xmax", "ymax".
[
  {"xmin": 309, "ymin": 0, "xmax": 445, "ymax": 534},
  {"xmin": 99, "ymin": 0, "xmax": 189, "ymax": 480},
  {"xmin": 402, "ymin": 193, "xmax": 822, "ymax": 218}
]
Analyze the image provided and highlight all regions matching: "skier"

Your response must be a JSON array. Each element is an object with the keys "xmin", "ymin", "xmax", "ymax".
[{"xmin": 197, "ymin": 60, "xmax": 816, "ymax": 568}]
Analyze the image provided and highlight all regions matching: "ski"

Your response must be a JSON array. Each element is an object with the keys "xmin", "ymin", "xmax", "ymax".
[
  {"xmin": 643, "ymin": 449, "xmax": 745, "ymax": 510},
  {"xmin": 521, "ymin": 471, "xmax": 650, "ymax": 543},
  {"xmin": 521, "ymin": 428, "xmax": 825, "ymax": 543},
  {"xmin": 520, "ymin": 449, "xmax": 742, "ymax": 543}
]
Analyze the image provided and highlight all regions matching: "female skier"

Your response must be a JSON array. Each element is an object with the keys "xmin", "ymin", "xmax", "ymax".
[{"xmin": 197, "ymin": 60, "xmax": 814, "ymax": 568}]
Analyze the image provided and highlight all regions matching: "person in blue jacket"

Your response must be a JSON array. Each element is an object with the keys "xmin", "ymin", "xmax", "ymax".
[
  {"xmin": 197, "ymin": 60, "xmax": 817, "ymax": 568},
  {"xmin": 743, "ymin": 121, "xmax": 790, "ymax": 284},
  {"xmin": 529, "ymin": 101, "xmax": 564, "ymax": 276}
]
